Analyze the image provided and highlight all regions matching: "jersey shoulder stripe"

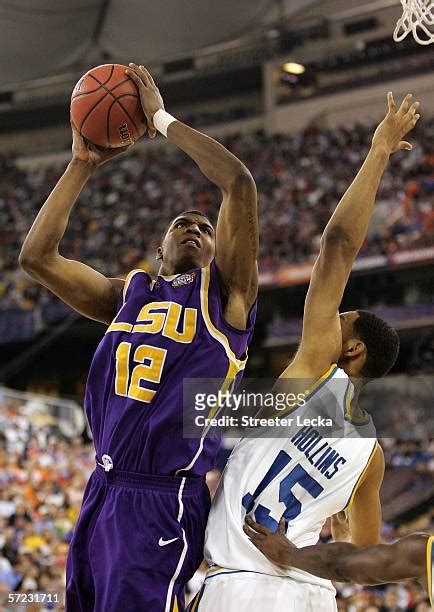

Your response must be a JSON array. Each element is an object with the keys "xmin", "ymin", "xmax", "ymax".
[
  {"xmin": 123, "ymin": 268, "xmax": 148, "ymax": 303},
  {"xmin": 278, "ymin": 363, "xmax": 338, "ymax": 418},
  {"xmin": 344, "ymin": 378, "xmax": 370, "ymax": 426},
  {"xmin": 200, "ymin": 264, "xmax": 247, "ymax": 368}
]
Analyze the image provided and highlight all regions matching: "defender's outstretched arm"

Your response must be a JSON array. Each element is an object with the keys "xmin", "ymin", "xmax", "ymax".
[
  {"xmin": 284, "ymin": 93, "xmax": 420, "ymax": 379},
  {"xmin": 244, "ymin": 517, "xmax": 428, "ymax": 588},
  {"xmin": 127, "ymin": 64, "xmax": 258, "ymax": 330},
  {"xmin": 274, "ymin": 94, "xmax": 419, "ymax": 549},
  {"xmin": 19, "ymin": 127, "xmax": 128, "ymax": 324}
]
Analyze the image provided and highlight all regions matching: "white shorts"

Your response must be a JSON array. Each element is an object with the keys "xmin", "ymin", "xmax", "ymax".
[{"xmin": 189, "ymin": 571, "xmax": 337, "ymax": 612}]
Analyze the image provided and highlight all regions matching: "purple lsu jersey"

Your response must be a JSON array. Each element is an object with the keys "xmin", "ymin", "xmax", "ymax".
[{"xmin": 85, "ymin": 259, "xmax": 257, "ymax": 476}]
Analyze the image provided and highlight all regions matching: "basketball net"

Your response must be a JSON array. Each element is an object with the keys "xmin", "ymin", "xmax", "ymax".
[{"xmin": 393, "ymin": 0, "xmax": 434, "ymax": 44}]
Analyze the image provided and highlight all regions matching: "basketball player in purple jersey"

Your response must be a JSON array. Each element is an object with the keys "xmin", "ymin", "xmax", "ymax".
[{"xmin": 19, "ymin": 64, "xmax": 258, "ymax": 611}]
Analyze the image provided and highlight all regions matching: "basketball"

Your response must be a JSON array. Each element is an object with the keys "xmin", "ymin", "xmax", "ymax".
[{"xmin": 70, "ymin": 64, "xmax": 146, "ymax": 149}]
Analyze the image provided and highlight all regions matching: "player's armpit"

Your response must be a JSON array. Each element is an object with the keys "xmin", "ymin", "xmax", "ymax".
[
  {"xmin": 22, "ymin": 253, "xmax": 124, "ymax": 324},
  {"xmin": 347, "ymin": 444, "xmax": 385, "ymax": 546}
]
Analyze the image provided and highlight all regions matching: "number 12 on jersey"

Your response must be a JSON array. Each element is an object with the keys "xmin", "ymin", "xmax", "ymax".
[
  {"xmin": 115, "ymin": 341, "xmax": 167, "ymax": 403},
  {"xmin": 242, "ymin": 450, "xmax": 324, "ymax": 532}
]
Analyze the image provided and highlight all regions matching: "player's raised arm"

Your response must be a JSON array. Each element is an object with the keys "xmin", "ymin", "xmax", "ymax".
[
  {"xmin": 126, "ymin": 64, "xmax": 258, "ymax": 330},
  {"xmin": 19, "ymin": 123, "xmax": 129, "ymax": 324},
  {"xmin": 286, "ymin": 93, "xmax": 420, "ymax": 378},
  {"xmin": 244, "ymin": 517, "xmax": 428, "ymax": 588}
]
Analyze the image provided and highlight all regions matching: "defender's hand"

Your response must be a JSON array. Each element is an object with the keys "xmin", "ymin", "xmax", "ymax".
[
  {"xmin": 243, "ymin": 515, "xmax": 295, "ymax": 569},
  {"xmin": 125, "ymin": 63, "xmax": 164, "ymax": 139},
  {"xmin": 71, "ymin": 120, "xmax": 132, "ymax": 169},
  {"xmin": 372, "ymin": 92, "xmax": 420, "ymax": 155}
]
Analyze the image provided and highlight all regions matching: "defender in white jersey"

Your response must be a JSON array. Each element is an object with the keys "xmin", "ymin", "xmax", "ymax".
[{"xmin": 191, "ymin": 92, "xmax": 421, "ymax": 612}]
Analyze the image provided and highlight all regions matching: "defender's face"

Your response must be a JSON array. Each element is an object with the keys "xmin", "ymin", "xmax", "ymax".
[
  {"xmin": 339, "ymin": 311, "xmax": 360, "ymax": 343},
  {"xmin": 159, "ymin": 213, "xmax": 215, "ymax": 271}
]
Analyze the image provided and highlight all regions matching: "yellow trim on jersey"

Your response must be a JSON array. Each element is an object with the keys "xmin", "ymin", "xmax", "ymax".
[
  {"xmin": 277, "ymin": 363, "xmax": 338, "ymax": 418},
  {"xmin": 344, "ymin": 380, "xmax": 370, "ymax": 425},
  {"xmin": 122, "ymin": 268, "xmax": 146, "ymax": 304},
  {"xmin": 199, "ymin": 265, "xmax": 247, "ymax": 434},
  {"xmin": 106, "ymin": 321, "xmax": 133, "ymax": 334},
  {"xmin": 344, "ymin": 440, "xmax": 379, "ymax": 510},
  {"xmin": 189, "ymin": 589, "xmax": 202, "ymax": 612},
  {"xmin": 105, "ymin": 300, "xmax": 133, "ymax": 335},
  {"xmin": 206, "ymin": 565, "xmax": 225, "ymax": 576},
  {"xmin": 172, "ymin": 596, "xmax": 179, "ymax": 612},
  {"xmin": 206, "ymin": 359, "xmax": 241, "ymax": 423},
  {"xmin": 203, "ymin": 565, "xmax": 247, "ymax": 581},
  {"xmin": 105, "ymin": 269, "xmax": 150, "ymax": 334},
  {"xmin": 427, "ymin": 535, "xmax": 433, "ymax": 608},
  {"xmin": 200, "ymin": 265, "xmax": 247, "ymax": 369}
]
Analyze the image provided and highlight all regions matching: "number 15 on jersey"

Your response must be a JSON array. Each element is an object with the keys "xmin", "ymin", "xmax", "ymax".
[{"xmin": 242, "ymin": 450, "xmax": 324, "ymax": 532}]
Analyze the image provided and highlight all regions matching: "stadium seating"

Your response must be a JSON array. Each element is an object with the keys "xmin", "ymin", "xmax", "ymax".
[{"xmin": 1, "ymin": 116, "xmax": 433, "ymax": 313}]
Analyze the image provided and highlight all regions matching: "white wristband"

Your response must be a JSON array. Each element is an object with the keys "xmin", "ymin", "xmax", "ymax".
[{"xmin": 152, "ymin": 109, "xmax": 177, "ymax": 137}]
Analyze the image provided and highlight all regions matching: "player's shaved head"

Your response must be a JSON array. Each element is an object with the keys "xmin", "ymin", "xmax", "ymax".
[
  {"xmin": 179, "ymin": 209, "xmax": 212, "ymax": 222},
  {"xmin": 162, "ymin": 210, "xmax": 214, "ymax": 240}
]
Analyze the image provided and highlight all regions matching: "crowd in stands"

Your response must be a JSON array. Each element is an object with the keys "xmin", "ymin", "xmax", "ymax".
[
  {"xmin": 0, "ymin": 390, "xmax": 432, "ymax": 610},
  {"xmin": 1, "ymin": 115, "xmax": 433, "ymax": 311},
  {"xmin": 0, "ymin": 391, "xmax": 93, "ymax": 605}
]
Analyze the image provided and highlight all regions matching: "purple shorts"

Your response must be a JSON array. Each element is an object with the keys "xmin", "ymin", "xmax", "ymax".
[{"xmin": 66, "ymin": 464, "xmax": 211, "ymax": 612}]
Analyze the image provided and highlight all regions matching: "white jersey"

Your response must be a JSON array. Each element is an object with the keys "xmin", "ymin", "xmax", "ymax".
[{"xmin": 204, "ymin": 365, "xmax": 378, "ymax": 589}]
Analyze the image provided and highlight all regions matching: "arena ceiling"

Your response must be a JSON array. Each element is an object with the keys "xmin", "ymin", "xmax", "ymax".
[{"xmin": 0, "ymin": 0, "xmax": 324, "ymax": 88}]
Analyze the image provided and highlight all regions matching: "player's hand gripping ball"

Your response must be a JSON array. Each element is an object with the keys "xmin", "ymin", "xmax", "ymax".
[{"xmin": 70, "ymin": 64, "xmax": 147, "ymax": 149}]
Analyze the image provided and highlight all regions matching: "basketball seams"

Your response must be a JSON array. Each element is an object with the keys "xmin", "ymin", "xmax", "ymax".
[
  {"xmin": 73, "ymin": 65, "xmax": 116, "ymax": 138},
  {"xmin": 73, "ymin": 64, "xmax": 144, "ymax": 147},
  {"xmin": 88, "ymin": 70, "xmax": 141, "ymax": 144},
  {"xmin": 88, "ymin": 69, "xmax": 130, "ymax": 99},
  {"xmin": 72, "ymin": 86, "xmax": 103, "ymax": 99},
  {"xmin": 89, "ymin": 74, "xmax": 141, "ymax": 133},
  {"xmin": 72, "ymin": 64, "xmax": 117, "ymax": 100},
  {"xmin": 103, "ymin": 64, "xmax": 116, "ymax": 88},
  {"xmin": 112, "ymin": 93, "xmax": 140, "ymax": 100},
  {"xmin": 106, "ymin": 99, "xmax": 113, "ymax": 148},
  {"xmin": 110, "ymin": 77, "xmax": 136, "ymax": 94},
  {"xmin": 72, "ymin": 66, "xmax": 114, "ymax": 100},
  {"xmin": 112, "ymin": 95, "xmax": 140, "ymax": 140},
  {"xmin": 105, "ymin": 96, "xmax": 140, "ymax": 145},
  {"xmin": 92, "ymin": 64, "xmax": 115, "ymax": 88},
  {"xmin": 88, "ymin": 73, "xmax": 111, "ymax": 91},
  {"xmin": 77, "ymin": 91, "xmax": 110, "ymax": 136}
]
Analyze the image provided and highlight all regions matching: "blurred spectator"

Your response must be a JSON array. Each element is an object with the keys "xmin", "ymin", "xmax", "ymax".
[{"xmin": 379, "ymin": 586, "xmax": 406, "ymax": 611}]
